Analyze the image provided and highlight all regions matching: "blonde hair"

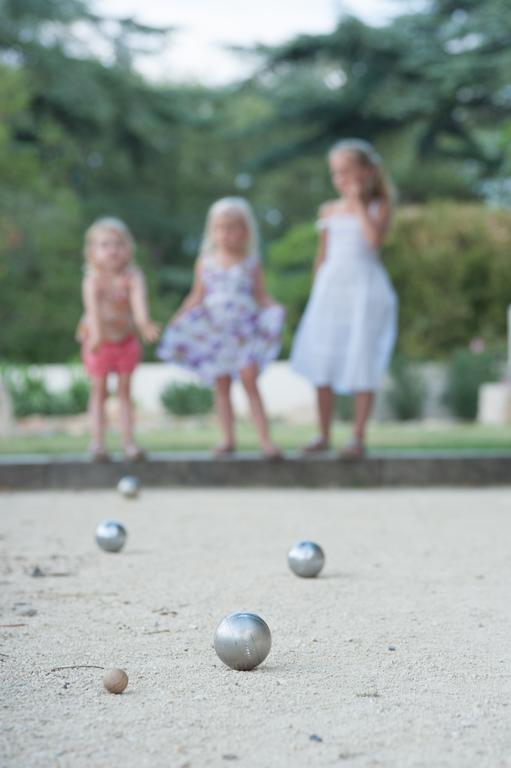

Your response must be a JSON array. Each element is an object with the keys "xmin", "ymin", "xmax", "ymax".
[
  {"xmin": 199, "ymin": 197, "xmax": 260, "ymax": 262},
  {"xmin": 83, "ymin": 217, "xmax": 135, "ymax": 271},
  {"xmin": 329, "ymin": 139, "xmax": 392, "ymax": 205}
]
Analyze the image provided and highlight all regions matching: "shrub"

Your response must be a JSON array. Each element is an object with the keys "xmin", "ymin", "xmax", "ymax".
[
  {"xmin": 47, "ymin": 373, "xmax": 90, "ymax": 415},
  {"xmin": 386, "ymin": 356, "xmax": 425, "ymax": 420},
  {"xmin": 334, "ymin": 395, "xmax": 354, "ymax": 421},
  {"xmin": 66, "ymin": 374, "xmax": 90, "ymax": 413},
  {"xmin": 266, "ymin": 222, "xmax": 316, "ymax": 356},
  {"xmin": 3, "ymin": 368, "xmax": 51, "ymax": 417},
  {"xmin": 385, "ymin": 203, "xmax": 511, "ymax": 358},
  {"xmin": 444, "ymin": 348, "xmax": 500, "ymax": 420},
  {"xmin": 160, "ymin": 382, "xmax": 213, "ymax": 417},
  {"xmin": 2, "ymin": 367, "xmax": 89, "ymax": 417}
]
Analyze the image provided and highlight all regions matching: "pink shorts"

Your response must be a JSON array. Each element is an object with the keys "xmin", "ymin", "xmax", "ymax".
[{"xmin": 82, "ymin": 335, "xmax": 141, "ymax": 378}]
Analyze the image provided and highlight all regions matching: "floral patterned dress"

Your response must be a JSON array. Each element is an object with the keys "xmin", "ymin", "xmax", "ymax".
[{"xmin": 157, "ymin": 254, "xmax": 284, "ymax": 383}]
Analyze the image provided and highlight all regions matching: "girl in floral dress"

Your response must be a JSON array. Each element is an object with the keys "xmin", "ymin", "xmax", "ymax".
[{"xmin": 158, "ymin": 197, "xmax": 284, "ymax": 458}]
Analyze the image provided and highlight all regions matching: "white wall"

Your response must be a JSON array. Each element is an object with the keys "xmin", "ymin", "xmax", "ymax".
[
  {"xmin": 33, "ymin": 361, "xmax": 316, "ymax": 421},
  {"xmin": 14, "ymin": 360, "xmax": 461, "ymax": 422}
]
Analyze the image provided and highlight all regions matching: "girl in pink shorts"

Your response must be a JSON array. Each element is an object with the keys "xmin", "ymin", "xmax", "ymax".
[{"xmin": 77, "ymin": 218, "xmax": 160, "ymax": 461}]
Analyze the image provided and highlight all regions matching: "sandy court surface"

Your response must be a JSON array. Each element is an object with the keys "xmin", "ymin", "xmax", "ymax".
[{"xmin": 1, "ymin": 487, "xmax": 511, "ymax": 768}]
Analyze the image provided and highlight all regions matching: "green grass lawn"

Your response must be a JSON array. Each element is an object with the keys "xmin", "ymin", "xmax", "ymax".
[{"xmin": 1, "ymin": 421, "xmax": 511, "ymax": 455}]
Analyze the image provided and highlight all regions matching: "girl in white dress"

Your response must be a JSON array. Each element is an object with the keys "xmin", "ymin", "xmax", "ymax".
[{"xmin": 290, "ymin": 139, "xmax": 397, "ymax": 458}]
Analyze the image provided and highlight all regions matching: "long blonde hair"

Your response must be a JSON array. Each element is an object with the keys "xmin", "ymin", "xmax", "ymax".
[
  {"xmin": 199, "ymin": 197, "xmax": 261, "ymax": 262},
  {"xmin": 329, "ymin": 139, "xmax": 392, "ymax": 205},
  {"xmin": 83, "ymin": 217, "xmax": 135, "ymax": 272}
]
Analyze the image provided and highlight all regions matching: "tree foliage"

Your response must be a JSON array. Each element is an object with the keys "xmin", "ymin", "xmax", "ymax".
[
  {"xmin": 243, "ymin": 0, "xmax": 511, "ymax": 200},
  {"xmin": 1, "ymin": 0, "xmax": 510, "ymax": 362}
]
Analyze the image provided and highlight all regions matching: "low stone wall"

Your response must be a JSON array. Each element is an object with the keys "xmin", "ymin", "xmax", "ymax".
[{"xmin": 1, "ymin": 452, "xmax": 510, "ymax": 489}]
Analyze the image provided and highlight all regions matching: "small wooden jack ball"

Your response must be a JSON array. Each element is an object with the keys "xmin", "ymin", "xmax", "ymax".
[{"xmin": 103, "ymin": 668, "xmax": 128, "ymax": 694}]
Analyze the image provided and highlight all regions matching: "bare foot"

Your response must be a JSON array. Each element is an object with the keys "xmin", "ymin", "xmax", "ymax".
[{"xmin": 302, "ymin": 438, "xmax": 330, "ymax": 454}]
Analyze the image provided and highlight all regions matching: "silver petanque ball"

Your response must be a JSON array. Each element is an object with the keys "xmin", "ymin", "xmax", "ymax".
[
  {"xmin": 117, "ymin": 476, "xmax": 140, "ymax": 499},
  {"xmin": 214, "ymin": 612, "xmax": 272, "ymax": 671},
  {"xmin": 95, "ymin": 520, "xmax": 127, "ymax": 553},
  {"xmin": 288, "ymin": 540, "xmax": 325, "ymax": 578}
]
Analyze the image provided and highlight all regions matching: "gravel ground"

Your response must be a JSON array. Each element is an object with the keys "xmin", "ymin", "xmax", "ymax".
[{"xmin": 1, "ymin": 488, "xmax": 510, "ymax": 768}]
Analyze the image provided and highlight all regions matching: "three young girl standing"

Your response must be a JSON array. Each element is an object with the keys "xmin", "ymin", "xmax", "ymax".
[{"xmin": 79, "ymin": 140, "xmax": 396, "ymax": 460}]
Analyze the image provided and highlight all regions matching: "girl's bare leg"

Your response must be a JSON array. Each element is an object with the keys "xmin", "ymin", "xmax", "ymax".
[
  {"xmin": 304, "ymin": 386, "xmax": 333, "ymax": 452},
  {"xmin": 318, "ymin": 385, "xmax": 334, "ymax": 445},
  {"xmin": 214, "ymin": 375, "xmax": 235, "ymax": 453},
  {"xmin": 341, "ymin": 390, "xmax": 374, "ymax": 458},
  {"xmin": 240, "ymin": 363, "xmax": 280, "ymax": 457},
  {"xmin": 118, "ymin": 372, "xmax": 140, "ymax": 457},
  {"xmin": 353, "ymin": 391, "xmax": 374, "ymax": 443},
  {"xmin": 89, "ymin": 376, "xmax": 108, "ymax": 457}
]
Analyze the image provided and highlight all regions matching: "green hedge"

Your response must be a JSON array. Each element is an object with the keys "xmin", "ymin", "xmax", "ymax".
[
  {"xmin": 160, "ymin": 382, "xmax": 213, "ymax": 417},
  {"xmin": 444, "ymin": 348, "xmax": 501, "ymax": 420},
  {"xmin": 267, "ymin": 202, "xmax": 511, "ymax": 359},
  {"xmin": 385, "ymin": 203, "xmax": 511, "ymax": 358},
  {"xmin": 386, "ymin": 355, "xmax": 426, "ymax": 420},
  {"xmin": 266, "ymin": 222, "xmax": 316, "ymax": 356},
  {"xmin": 3, "ymin": 367, "xmax": 89, "ymax": 417}
]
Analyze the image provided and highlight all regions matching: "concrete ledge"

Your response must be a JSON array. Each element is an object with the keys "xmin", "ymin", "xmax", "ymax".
[{"xmin": 1, "ymin": 451, "xmax": 511, "ymax": 489}]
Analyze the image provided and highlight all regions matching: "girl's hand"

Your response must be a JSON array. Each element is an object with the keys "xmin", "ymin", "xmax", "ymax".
[
  {"xmin": 140, "ymin": 320, "xmax": 161, "ymax": 343},
  {"xmin": 259, "ymin": 296, "xmax": 278, "ymax": 309},
  {"xmin": 88, "ymin": 331, "xmax": 102, "ymax": 352},
  {"xmin": 346, "ymin": 178, "xmax": 365, "ymax": 202},
  {"xmin": 168, "ymin": 304, "xmax": 190, "ymax": 325}
]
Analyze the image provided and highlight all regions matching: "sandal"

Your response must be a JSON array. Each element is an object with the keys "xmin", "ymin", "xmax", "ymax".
[
  {"xmin": 213, "ymin": 444, "xmax": 235, "ymax": 459},
  {"xmin": 261, "ymin": 447, "xmax": 284, "ymax": 461},
  {"xmin": 302, "ymin": 438, "xmax": 330, "ymax": 455},
  {"xmin": 339, "ymin": 438, "xmax": 366, "ymax": 460},
  {"xmin": 90, "ymin": 448, "xmax": 111, "ymax": 463},
  {"xmin": 124, "ymin": 445, "xmax": 146, "ymax": 462}
]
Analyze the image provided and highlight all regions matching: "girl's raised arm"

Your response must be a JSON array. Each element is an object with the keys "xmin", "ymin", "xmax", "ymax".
[
  {"xmin": 356, "ymin": 196, "xmax": 391, "ymax": 249},
  {"xmin": 253, "ymin": 262, "xmax": 280, "ymax": 308},
  {"xmin": 313, "ymin": 203, "xmax": 331, "ymax": 274},
  {"xmin": 130, "ymin": 270, "xmax": 161, "ymax": 342}
]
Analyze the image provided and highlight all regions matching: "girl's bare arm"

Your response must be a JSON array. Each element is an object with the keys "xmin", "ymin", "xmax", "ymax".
[
  {"xmin": 253, "ymin": 263, "xmax": 280, "ymax": 308},
  {"xmin": 314, "ymin": 230, "xmax": 328, "ymax": 274},
  {"xmin": 314, "ymin": 203, "xmax": 331, "ymax": 274},
  {"xmin": 354, "ymin": 196, "xmax": 391, "ymax": 248},
  {"xmin": 82, "ymin": 275, "xmax": 102, "ymax": 350},
  {"xmin": 130, "ymin": 270, "xmax": 160, "ymax": 342},
  {"xmin": 171, "ymin": 259, "xmax": 206, "ymax": 321}
]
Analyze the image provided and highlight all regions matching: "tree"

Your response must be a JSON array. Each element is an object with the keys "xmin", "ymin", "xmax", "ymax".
[{"xmin": 240, "ymin": 0, "xmax": 511, "ymax": 201}]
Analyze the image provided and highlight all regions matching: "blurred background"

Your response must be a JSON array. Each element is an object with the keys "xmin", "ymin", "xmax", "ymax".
[{"xmin": 1, "ymin": 0, "xmax": 511, "ymax": 452}]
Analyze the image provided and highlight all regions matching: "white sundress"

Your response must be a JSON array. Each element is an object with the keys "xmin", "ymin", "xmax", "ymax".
[{"xmin": 290, "ymin": 210, "xmax": 397, "ymax": 394}]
